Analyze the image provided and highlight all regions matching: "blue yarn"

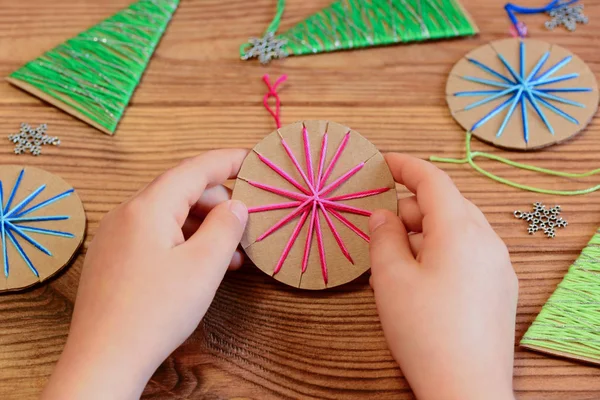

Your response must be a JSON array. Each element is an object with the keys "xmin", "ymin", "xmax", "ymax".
[{"xmin": 505, "ymin": 0, "xmax": 579, "ymax": 37}]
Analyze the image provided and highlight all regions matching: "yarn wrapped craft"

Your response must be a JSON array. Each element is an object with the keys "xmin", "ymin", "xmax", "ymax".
[
  {"xmin": 6, "ymin": 0, "xmax": 179, "ymax": 135},
  {"xmin": 522, "ymin": 229, "xmax": 600, "ymax": 365},
  {"xmin": 241, "ymin": 0, "xmax": 478, "ymax": 64},
  {"xmin": 232, "ymin": 121, "xmax": 397, "ymax": 290}
]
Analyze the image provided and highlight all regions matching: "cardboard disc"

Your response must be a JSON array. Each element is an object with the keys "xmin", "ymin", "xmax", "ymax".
[
  {"xmin": 446, "ymin": 38, "xmax": 599, "ymax": 150},
  {"xmin": 0, "ymin": 166, "xmax": 86, "ymax": 292},
  {"xmin": 232, "ymin": 121, "xmax": 397, "ymax": 290}
]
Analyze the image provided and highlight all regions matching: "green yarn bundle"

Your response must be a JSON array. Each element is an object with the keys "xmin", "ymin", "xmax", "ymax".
[
  {"xmin": 7, "ymin": 0, "xmax": 179, "ymax": 134},
  {"xmin": 241, "ymin": 0, "xmax": 478, "ymax": 63}
]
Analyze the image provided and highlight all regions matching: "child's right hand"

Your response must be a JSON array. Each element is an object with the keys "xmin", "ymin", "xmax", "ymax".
[{"xmin": 369, "ymin": 154, "xmax": 518, "ymax": 400}]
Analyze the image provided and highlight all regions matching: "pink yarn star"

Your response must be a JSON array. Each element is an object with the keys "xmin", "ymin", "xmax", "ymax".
[{"xmin": 243, "ymin": 127, "xmax": 390, "ymax": 284}]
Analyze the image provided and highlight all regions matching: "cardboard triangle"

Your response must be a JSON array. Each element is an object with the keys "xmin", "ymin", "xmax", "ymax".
[{"xmin": 6, "ymin": 0, "xmax": 179, "ymax": 135}]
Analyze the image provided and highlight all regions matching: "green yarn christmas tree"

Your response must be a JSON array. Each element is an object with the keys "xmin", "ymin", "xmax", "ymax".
[
  {"xmin": 521, "ymin": 228, "xmax": 600, "ymax": 365},
  {"xmin": 241, "ymin": 0, "xmax": 478, "ymax": 64},
  {"xmin": 7, "ymin": 0, "xmax": 179, "ymax": 135}
]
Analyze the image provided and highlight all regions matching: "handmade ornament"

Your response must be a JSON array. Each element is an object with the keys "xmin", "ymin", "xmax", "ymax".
[
  {"xmin": 232, "ymin": 121, "xmax": 397, "ymax": 290},
  {"xmin": 240, "ymin": 0, "xmax": 478, "ymax": 64},
  {"xmin": 8, "ymin": 123, "xmax": 60, "ymax": 156},
  {"xmin": 514, "ymin": 202, "xmax": 567, "ymax": 238},
  {"xmin": 446, "ymin": 38, "xmax": 599, "ymax": 150},
  {"xmin": 521, "ymin": 228, "xmax": 600, "ymax": 365},
  {"xmin": 546, "ymin": 2, "xmax": 588, "ymax": 31},
  {"xmin": 0, "ymin": 166, "xmax": 86, "ymax": 292},
  {"xmin": 6, "ymin": 0, "xmax": 179, "ymax": 135}
]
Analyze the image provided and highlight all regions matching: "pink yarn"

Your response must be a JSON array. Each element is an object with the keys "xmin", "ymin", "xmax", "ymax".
[
  {"xmin": 319, "ymin": 162, "xmax": 364, "ymax": 197},
  {"xmin": 327, "ymin": 187, "xmax": 390, "ymax": 202},
  {"xmin": 314, "ymin": 208, "xmax": 328, "ymax": 283},
  {"xmin": 273, "ymin": 210, "xmax": 310, "ymax": 274},
  {"xmin": 248, "ymin": 201, "xmax": 302, "ymax": 213},
  {"xmin": 243, "ymin": 179, "xmax": 309, "ymax": 201},
  {"xmin": 328, "ymin": 208, "xmax": 370, "ymax": 243},
  {"xmin": 255, "ymin": 152, "xmax": 311, "ymax": 195},
  {"xmin": 256, "ymin": 198, "xmax": 312, "ymax": 242},
  {"xmin": 319, "ymin": 131, "xmax": 350, "ymax": 190},
  {"xmin": 509, "ymin": 21, "xmax": 528, "ymax": 37},
  {"xmin": 262, "ymin": 74, "xmax": 287, "ymax": 129},
  {"xmin": 302, "ymin": 203, "xmax": 318, "ymax": 273},
  {"xmin": 320, "ymin": 204, "xmax": 354, "ymax": 264}
]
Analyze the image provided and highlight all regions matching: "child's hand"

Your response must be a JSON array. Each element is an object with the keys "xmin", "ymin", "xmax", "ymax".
[
  {"xmin": 42, "ymin": 150, "xmax": 250, "ymax": 400},
  {"xmin": 369, "ymin": 154, "xmax": 518, "ymax": 400}
]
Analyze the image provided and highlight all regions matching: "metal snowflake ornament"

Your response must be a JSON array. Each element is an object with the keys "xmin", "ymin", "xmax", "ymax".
[
  {"xmin": 240, "ymin": 31, "xmax": 288, "ymax": 64},
  {"xmin": 514, "ymin": 202, "xmax": 567, "ymax": 238},
  {"xmin": 546, "ymin": 3, "xmax": 588, "ymax": 32},
  {"xmin": 8, "ymin": 123, "xmax": 60, "ymax": 156}
]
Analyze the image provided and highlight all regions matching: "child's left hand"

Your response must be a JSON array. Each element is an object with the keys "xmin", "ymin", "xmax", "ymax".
[{"xmin": 42, "ymin": 150, "xmax": 250, "ymax": 400}]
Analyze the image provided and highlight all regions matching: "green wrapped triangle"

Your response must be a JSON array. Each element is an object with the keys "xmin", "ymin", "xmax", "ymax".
[
  {"xmin": 7, "ymin": 0, "xmax": 179, "ymax": 135},
  {"xmin": 241, "ymin": 0, "xmax": 478, "ymax": 64},
  {"xmin": 521, "ymin": 228, "xmax": 600, "ymax": 365}
]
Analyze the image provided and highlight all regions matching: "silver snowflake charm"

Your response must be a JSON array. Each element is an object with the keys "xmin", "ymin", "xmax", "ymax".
[
  {"xmin": 8, "ymin": 123, "xmax": 60, "ymax": 156},
  {"xmin": 241, "ymin": 31, "xmax": 288, "ymax": 64},
  {"xmin": 514, "ymin": 202, "xmax": 568, "ymax": 239},
  {"xmin": 545, "ymin": 3, "xmax": 588, "ymax": 31}
]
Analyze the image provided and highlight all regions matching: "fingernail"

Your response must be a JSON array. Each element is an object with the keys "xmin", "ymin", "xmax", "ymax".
[
  {"xmin": 229, "ymin": 200, "xmax": 248, "ymax": 225},
  {"xmin": 369, "ymin": 210, "xmax": 387, "ymax": 233}
]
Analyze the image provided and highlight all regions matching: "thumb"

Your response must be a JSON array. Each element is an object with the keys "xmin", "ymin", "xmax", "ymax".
[
  {"xmin": 369, "ymin": 209, "xmax": 416, "ymax": 282},
  {"xmin": 180, "ymin": 200, "xmax": 248, "ymax": 284}
]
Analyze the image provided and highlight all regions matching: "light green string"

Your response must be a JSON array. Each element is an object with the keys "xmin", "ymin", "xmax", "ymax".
[
  {"xmin": 240, "ymin": 0, "xmax": 477, "ymax": 59},
  {"xmin": 8, "ymin": 0, "xmax": 179, "ymax": 134},
  {"xmin": 430, "ymin": 132, "xmax": 600, "ymax": 196},
  {"xmin": 521, "ymin": 230, "xmax": 600, "ymax": 362},
  {"xmin": 266, "ymin": 0, "xmax": 286, "ymax": 35},
  {"xmin": 239, "ymin": 0, "xmax": 285, "ymax": 57}
]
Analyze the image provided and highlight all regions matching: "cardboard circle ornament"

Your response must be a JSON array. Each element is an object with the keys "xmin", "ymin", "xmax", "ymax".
[
  {"xmin": 0, "ymin": 166, "xmax": 86, "ymax": 292},
  {"xmin": 232, "ymin": 121, "xmax": 397, "ymax": 290},
  {"xmin": 446, "ymin": 38, "xmax": 599, "ymax": 150}
]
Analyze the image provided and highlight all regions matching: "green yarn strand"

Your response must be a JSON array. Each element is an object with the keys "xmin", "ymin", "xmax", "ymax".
[
  {"xmin": 266, "ymin": 0, "xmax": 286, "ymax": 34},
  {"xmin": 521, "ymin": 230, "xmax": 600, "ymax": 364},
  {"xmin": 430, "ymin": 132, "xmax": 600, "ymax": 196},
  {"xmin": 8, "ymin": 0, "xmax": 179, "ymax": 134}
]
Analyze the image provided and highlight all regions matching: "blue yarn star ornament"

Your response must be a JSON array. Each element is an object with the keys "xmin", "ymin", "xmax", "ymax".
[
  {"xmin": 454, "ymin": 40, "xmax": 591, "ymax": 144},
  {"xmin": 0, "ymin": 169, "xmax": 75, "ymax": 278}
]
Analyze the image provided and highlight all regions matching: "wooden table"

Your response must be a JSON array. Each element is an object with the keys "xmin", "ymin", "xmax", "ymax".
[{"xmin": 1, "ymin": 0, "xmax": 599, "ymax": 398}]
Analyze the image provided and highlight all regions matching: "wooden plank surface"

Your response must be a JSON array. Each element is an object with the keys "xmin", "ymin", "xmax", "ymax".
[{"xmin": 0, "ymin": 0, "xmax": 599, "ymax": 398}]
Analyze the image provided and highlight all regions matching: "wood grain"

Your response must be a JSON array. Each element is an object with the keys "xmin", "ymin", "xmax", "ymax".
[{"xmin": 0, "ymin": 0, "xmax": 599, "ymax": 398}]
